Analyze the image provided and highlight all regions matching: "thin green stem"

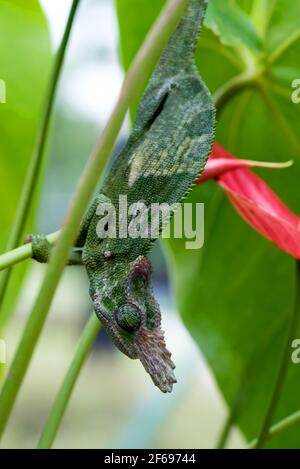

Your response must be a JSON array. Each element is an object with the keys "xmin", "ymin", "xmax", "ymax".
[
  {"xmin": 216, "ymin": 413, "xmax": 234, "ymax": 449},
  {"xmin": 254, "ymin": 260, "xmax": 300, "ymax": 449},
  {"xmin": 0, "ymin": 0, "xmax": 81, "ymax": 319},
  {"xmin": 213, "ymin": 69, "xmax": 261, "ymax": 115},
  {"xmin": 219, "ymin": 373, "xmax": 300, "ymax": 450},
  {"xmin": 0, "ymin": 0, "xmax": 190, "ymax": 441},
  {"xmin": 37, "ymin": 314, "xmax": 101, "ymax": 449},
  {"xmin": 249, "ymin": 409, "xmax": 300, "ymax": 448},
  {"xmin": 251, "ymin": 0, "xmax": 274, "ymax": 39},
  {"xmin": 268, "ymin": 29, "xmax": 300, "ymax": 66},
  {"xmin": 0, "ymin": 231, "xmax": 60, "ymax": 272},
  {"xmin": 215, "ymin": 361, "xmax": 252, "ymax": 450}
]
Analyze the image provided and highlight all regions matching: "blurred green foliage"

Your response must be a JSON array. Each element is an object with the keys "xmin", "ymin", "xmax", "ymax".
[{"xmin": 0, "ymin": 0, "xmax": 51, "ymax": 323}]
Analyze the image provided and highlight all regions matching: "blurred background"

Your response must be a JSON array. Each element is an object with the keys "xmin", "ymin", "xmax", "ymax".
[{"xmin": 0, "ymin": 0, "xmax": 246, "ymax": 448}]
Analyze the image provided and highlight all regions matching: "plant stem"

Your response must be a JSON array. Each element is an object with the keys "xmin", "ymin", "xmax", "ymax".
[
  {"xmin": 0, "ymin": 231, "xmax": 60, "ymax": 272},
  {"xmin": 0, "ymin": 0, "xmax": 81, "ymax": 319},
  {"xmin": 0, "ymin": 0, "xmax": 190, "ymax": 441},
  {"xmin": 216, "ymin": 413, "xmax": 235, "ymax": 449},
  {"xmin": 37, "ymin": 314, "xmax": 101, "ymax": 449},
  {"xmin": 254, "ymin": 260, "xmax": 300, "ymax": 449},
  {"xmin": 213, "ymin": 69, "xmax": 260, "ymax": 115},
  {"xmin": 249, "ymin": 409, "xmax": 300, "ymax": 448},
  {"xmin": 251, "ymin": 0, "xmax": 270, "ymax": 39},
  {"xmin": 214, "ymin": 372, "xmax": 247, "ymax": 449}
]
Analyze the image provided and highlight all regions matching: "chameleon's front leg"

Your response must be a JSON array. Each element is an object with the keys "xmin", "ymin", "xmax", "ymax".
[{"xmin": 27, "ymin": 194, "xmax": 106, "ymax": 266}]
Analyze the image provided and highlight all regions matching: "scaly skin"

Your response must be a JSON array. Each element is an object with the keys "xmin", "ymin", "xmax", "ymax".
[{"xmin": 31, "ymin": 0, "xmax": 215, "ymax": 393}]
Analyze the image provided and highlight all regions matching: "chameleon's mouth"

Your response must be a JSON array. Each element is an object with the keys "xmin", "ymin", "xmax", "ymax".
[{"xmin": 134, "ymin": 325, "xmax": 177, "ymax": 393}]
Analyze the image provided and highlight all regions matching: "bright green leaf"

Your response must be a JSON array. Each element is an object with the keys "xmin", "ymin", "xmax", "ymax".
[{"xmin": 205, "ymin": 0, "xmax": 262, "ymax": 52}]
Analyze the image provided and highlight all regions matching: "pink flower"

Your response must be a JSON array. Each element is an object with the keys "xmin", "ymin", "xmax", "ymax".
[{"xmin": 198, "ymin": 143, "xmax": 300, "ymax": 259}]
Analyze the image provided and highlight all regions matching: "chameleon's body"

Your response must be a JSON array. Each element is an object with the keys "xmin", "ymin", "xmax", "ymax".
[{"xmin": 31, "ymin": 0, "xmax": 215, "ymax": 393}]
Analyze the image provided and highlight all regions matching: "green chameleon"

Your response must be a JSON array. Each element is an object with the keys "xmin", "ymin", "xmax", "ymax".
[{"xmin": 30, "ymin": 0, "xmax": 215, "ymax": 393}]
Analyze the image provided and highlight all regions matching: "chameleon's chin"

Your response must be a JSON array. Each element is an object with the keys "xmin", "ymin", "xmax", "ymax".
[
  {"xmin": 93, "ymin": 304, "xmax": 176, "ymax": 392},
  {"xmin": 94, "ymin": 309, "xmax": 138, "ymax": 359},
  {"xmin": 134, "ymin": 326, "xmax": 177, "ymax": 393},
  {"xmin": 103, "ymin": 321, "xmax": 138, "ymax": 359}
]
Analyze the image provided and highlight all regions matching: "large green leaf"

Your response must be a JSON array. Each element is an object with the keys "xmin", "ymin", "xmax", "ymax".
[
  {"xmin": 116, "ymin": 0, "xmax": 300, "ymax": 447},
  {"xmin": 205, "ymin": 0, "xmax": 262, "ymax": 52},
  {"xmin": 0, "ymin": 0, "xmax": 51, "ymax": 323}
]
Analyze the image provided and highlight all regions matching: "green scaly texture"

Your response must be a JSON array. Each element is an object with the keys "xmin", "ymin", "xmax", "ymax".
[{"xmin": 33, "ymin": 0, "xmax": 215, "ymax": 392}]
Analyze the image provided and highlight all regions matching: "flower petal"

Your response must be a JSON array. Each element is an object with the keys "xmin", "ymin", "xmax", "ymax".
[
  {"xmin": 198, "ymin": 143, "xmax": 300, "ymax": 259},
  {"xmin": 198, "ymin": 143, "xmax": 293, "ymax": 183}
]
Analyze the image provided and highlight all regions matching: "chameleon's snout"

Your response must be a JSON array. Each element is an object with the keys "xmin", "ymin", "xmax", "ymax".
[{"xmin": 134, "ymin": 325, "xmax": 177, "ymax": 393}]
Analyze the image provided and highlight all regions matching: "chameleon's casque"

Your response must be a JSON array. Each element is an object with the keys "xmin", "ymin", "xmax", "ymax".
[{"xmin": 31, "ymin": 0, "xmax": 215, "ymax": 393}]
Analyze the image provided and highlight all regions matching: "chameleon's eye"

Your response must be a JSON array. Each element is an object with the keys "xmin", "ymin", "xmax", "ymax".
[{"xmin": 115, "ymin": 303, "xmax": 141, "ymax": 332}]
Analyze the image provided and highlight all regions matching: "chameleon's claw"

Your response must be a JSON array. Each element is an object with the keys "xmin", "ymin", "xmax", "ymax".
[
  {"xmin": 24, "ymin": 234, "xmax": 33, "ymax": 245},
  {"xmin": 27, "ymin": 234, "xmax": 52, "ymax": 264},
  {"xmin": 135, "ymin": 325, "xmax": 177, "ymax": 393}
]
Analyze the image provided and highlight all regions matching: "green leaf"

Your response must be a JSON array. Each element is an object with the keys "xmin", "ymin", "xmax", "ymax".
[
  {"xmin": 116, "ymin": 0, "xmax": 300, "ymax": 447},
  {"xmin": 0, "ymin": 0, "xmax": 51, "ymax": 324},
  {"xmin": 205, "ymin": 0, "xmax": 262, "ymax": 52}
]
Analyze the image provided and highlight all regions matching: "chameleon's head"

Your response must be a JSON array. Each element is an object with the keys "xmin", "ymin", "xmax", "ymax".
[{"xmin": 91, "ymin": 256, "xmax": 176, "ymax": 393}]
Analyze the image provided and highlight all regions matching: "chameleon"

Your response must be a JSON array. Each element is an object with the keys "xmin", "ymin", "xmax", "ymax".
[{"xmin": 30, "ymin": 0, "xmax": 215, "ymax": 393}]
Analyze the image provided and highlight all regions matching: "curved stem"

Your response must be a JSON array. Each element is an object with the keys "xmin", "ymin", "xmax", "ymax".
[
  {"xmin": 249, "ymin": 409, "xmax": 300, "ymax": 448},
  {"xmin": 0, "ymin": 0, "xmax": 190, "ymax": 441},
  {"xmin": 254, "ymin": 260, "xmax": 300, "ymax": 449},
  {"xmin": 37, "ymin": 314, "xmax": 101, "ymax": 449},
  {"xmin": 213, "ymin": 69, "xmax": 260, "ymax": 115},
  {"xmin": 0, "ymin": 0, "xmax": 81, "ymax": 318}
]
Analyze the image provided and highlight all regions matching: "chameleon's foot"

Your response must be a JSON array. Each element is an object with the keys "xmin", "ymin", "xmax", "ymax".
[{"xmin": 25, "ymin": 234, "xmax": 52, "ymax": 264}]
